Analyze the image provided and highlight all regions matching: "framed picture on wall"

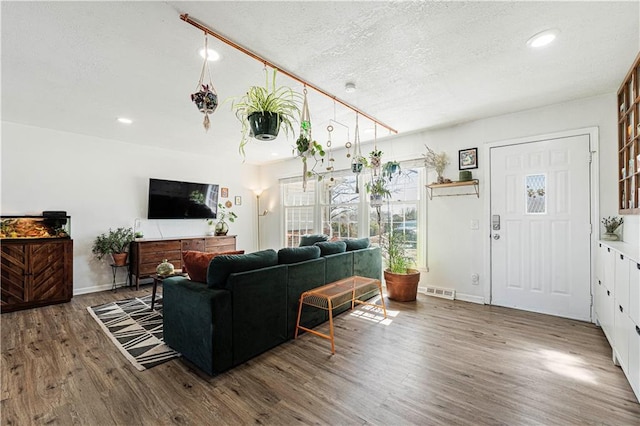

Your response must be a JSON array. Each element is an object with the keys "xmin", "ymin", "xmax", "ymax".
[
  {"xmin": 235, "ymin": 196, "xmax": 242, "ymax": 206},
  {"xmin": 220, "ymin": 187, "xmax": 229, "ymax": 198},
  {"xmin": 459, "ymin": 148, "xmax": 478, "ymax": 170}
]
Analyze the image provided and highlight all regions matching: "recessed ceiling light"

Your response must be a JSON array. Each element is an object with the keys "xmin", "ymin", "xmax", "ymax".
[
  {"xmin": 527, "ymin": 29, "xmax": 559, "ymax": 48},
  {"xmin": 199, "ymin": 48, "xmax": 220, "ymax": 61},
  {"xmin": 117, "ymin": 117, "xmax": 133, "ymax": 124},
  {"xmin": 345, "ymin": 82, "xmax": 356, "ymax": 93}
]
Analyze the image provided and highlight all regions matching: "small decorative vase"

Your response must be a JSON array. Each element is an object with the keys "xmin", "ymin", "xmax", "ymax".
[
  {"xmin": 156, "ymin": 259, "xmax": 175, "ymax": 276},
  {"xmin": 215, "ymin": 220, "xmax": 229, "ymax": 236},
  {"xmin": 437, "ymin": 175, "xmax": 445, "ymax": 184},
  {"xmin": 351, "ymin": 161, "xmax": 364, "ymax": 174},
  {"xmin": 602, "ymin": 232, "xmax": 619, "ymax": 241},
  {"xmin": 111, "ymin": 253, "xmax": 128, "ymax": 266}
]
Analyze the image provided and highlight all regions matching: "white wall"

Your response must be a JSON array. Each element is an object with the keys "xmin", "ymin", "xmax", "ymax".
[
  {"xmin": 260, "ymin": 93, "xmax": 639, "ymax": 302},
  {"xmin": 1, "ymin": 122, "xmax": 261, "ymax": 294}
]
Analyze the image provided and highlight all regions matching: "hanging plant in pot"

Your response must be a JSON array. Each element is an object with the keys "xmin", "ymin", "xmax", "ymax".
[
  {"xmin": 190, "ymin": 35, "xmax": 218, "ymax": 131},
  {"xmin": 231, "ymin": 68, "xmax": 301, "ymax": 159},
  {"xmin": 294, "ymin": 88, "xmax": 325, "ymax": 191}
]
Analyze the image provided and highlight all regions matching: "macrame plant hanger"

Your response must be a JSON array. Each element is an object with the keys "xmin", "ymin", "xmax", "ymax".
[
  {"xmin": 300, "ymin": 87, "xmax": 312, "ymax": 191},
  {"xmin": 190, "ymin": 33, "xmax": 218, "ymax": 131},
  {"xmin": 351, "ymin": 112, "xmax": 364, "ymax": 193}
]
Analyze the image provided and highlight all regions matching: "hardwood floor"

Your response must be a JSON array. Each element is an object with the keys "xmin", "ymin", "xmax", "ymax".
[{"xmin": 2, "ymin": 285, "xmax": 639, "ymax": 425}]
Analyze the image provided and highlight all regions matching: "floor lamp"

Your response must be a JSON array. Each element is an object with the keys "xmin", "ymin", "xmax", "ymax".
[{"xmin": 256, "ymin": 193, "xmax": 268, "ymax": 250}]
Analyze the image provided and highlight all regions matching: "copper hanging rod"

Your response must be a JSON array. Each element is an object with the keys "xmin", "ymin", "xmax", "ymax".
[{"xmin": 180, "ymin": 13, "xmax": 398, "ymax": 135}]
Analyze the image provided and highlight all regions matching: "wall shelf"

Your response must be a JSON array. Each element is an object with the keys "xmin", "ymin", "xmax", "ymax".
[
  {"xmin": 426, "ymin": 179, "xmax": 479, "ymax": 200},
  {"xmin": 617, "ymin": 51, "xmax": 640, "ymax": 215}
]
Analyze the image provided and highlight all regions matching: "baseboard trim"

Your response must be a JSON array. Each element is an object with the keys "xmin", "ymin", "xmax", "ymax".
[
  {"xmin": 74, "ymin": 282, "xmax": 124, "ymax": 295},
  {"xmin": 454, "ymin": 293, "xmax": 485, "ymax": 304}
]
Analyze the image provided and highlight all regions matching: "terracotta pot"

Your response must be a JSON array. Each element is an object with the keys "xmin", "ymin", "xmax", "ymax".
[
  {"xmin": 112, "ymin": 252, "xmax": 128, "ymax": 266},
  {"xmin": 384, "ymin": 268, "xmax": 420, "ymax": 302}
]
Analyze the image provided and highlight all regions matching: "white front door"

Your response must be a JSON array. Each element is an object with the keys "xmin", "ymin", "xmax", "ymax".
[{"xmin": 490, "ymin": 135, "xmax": 592, "ymax": 321}]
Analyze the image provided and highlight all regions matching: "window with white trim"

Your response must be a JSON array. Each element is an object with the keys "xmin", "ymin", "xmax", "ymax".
[{"xmin": 282, "ymin": 179, "xmax": 316, "ymax": 247}]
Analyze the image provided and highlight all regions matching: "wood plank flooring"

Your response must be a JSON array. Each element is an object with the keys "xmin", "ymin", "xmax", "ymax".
[{"xmin": 2, "ymin": 285, "xmax": 639, "ymax": 425}]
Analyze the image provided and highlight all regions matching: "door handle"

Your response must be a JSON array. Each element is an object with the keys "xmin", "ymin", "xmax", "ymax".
[{"xmin": 493, "ymin": 234, "xmax": 500, "ymax": 240}]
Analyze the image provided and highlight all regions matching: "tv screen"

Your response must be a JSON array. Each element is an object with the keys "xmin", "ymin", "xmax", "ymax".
[{"xmin": 148, "ymin": 178, "xmax": 219, "ymax": 219}]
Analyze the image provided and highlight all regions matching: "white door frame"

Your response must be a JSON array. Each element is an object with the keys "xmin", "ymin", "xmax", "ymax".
[{"xmin": 482, "ymin": 127, "xmax": 599, "ymax": 321}]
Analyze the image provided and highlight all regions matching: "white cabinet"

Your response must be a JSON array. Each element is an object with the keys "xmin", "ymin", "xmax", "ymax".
[
  {"xmin": 629, "ymin": 260, "xmax": 640, "ymax": 396},
  {"xmin": 595, "ymin": 241, "xmax": 639, "ymax": 402},
  {"xmin": 631, "ymin": 260, "xmax": 640, "ymax": 326}
]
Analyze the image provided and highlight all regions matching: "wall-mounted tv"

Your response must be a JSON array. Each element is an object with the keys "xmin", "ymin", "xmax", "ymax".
[{"xmin": 148, "ymin": 178, "xmax": 219, "ymax": 219}]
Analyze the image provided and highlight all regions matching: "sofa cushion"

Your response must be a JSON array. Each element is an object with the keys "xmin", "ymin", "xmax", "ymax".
[
  {"xmin": 299, "ymin": 234, "xmax": 329, "ymax": 246},
  {"xmin": 314, "ymin": 240, "xmax": 347, "ymax": 256},
  {"xmin": 182, "ymin": 250, "xmax": 245, "ymax": 283},
  {"xmin": 207, "ymin": 249, "xmax": 278, "ymax": 289},
  {"xmin": 277, "ymin": 246, "xmax": 321, "ymax": 264},
  {"xmin": 343, "ymin": 237, "xmax": 370, "ymax": 251}
]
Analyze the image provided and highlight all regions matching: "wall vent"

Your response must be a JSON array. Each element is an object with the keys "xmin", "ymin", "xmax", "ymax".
[{"xmin": 424, "ymin": 286, "xmax": 455, "ymax": 300}]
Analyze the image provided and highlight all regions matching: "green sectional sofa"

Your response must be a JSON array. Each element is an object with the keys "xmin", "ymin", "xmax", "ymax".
[{"xmin": 162, "ymin": 241, "xmax": 381, "ymax": 376}]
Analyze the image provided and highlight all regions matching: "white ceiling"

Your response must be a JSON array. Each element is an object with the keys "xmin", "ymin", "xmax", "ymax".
[{"xmin": 2, "ymin": 1, "xmax": 639, "ymax": 165}]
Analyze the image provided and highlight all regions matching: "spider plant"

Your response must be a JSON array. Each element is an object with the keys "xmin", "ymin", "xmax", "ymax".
[{"xmin": 231, "ymin": 68, "xmax": 301, "ymax": 159}]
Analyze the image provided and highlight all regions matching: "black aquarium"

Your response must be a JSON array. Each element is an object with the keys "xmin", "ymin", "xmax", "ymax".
[{"xmin": 148, "ymin": 178, "xmax": 219, "ymax": 219}]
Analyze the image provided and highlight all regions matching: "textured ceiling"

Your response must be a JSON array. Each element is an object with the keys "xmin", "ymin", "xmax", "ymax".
[{"xmin": 2, "ymin": 1, "xmax": 639, "ymax": 165}]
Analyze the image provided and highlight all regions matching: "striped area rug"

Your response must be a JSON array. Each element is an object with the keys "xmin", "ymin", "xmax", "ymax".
[{"xmin": 87, "ymin": 295, "xmax": 180, "ymax": 371}]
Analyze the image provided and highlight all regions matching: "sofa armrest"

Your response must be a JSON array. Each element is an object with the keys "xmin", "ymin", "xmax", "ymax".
[{"xmin": 162, "ymin": 276, "xmax": 232, "ymax": 375}]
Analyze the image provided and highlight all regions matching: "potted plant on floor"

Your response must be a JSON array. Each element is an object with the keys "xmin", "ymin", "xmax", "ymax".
[
  {"xmin": 231, "ymin": 68, "xmax": 301, "ymax": 159},
  {"xmin": 92, "ymin": 227, "xmax": 135, "ymax": 266},
  {"xmin": 382, "ymin": 231, "xmax": 420, "ymax": 302}
]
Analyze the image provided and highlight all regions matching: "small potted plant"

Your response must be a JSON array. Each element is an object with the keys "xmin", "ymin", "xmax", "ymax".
[
  {"xmin": 382, "ymin": 231, "xmax": 420, "ymax": 302},
  {"xmin": 215, "ymin": 203, "xmax": 238, "ymax": 236},
  {"xmin": 92, "ymin": 227, "xmax": 135, "ymax": 266},
  {"xmin": 422, "ymin": 144, "xmax": 450, "ymax": 183},
  {"xmin": 601, "ymin": 216, "xmax": 623, "ymax": 241},
  {"xmin": 231, "ymin": 68, "xmax": 301, "ymax": 159}
]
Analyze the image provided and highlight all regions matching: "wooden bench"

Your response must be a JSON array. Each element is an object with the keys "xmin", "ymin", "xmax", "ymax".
[{"xmin": 294, "ymin": 275, "xmax": 387, "ymax": 354}]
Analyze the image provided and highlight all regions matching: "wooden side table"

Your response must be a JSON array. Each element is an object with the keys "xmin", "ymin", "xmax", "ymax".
[{"xmin": 151, "ymin": 271, "xmax": 186, "ymax": 310}]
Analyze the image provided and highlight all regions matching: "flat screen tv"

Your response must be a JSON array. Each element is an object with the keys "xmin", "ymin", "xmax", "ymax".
[{"xmin": 148, "ymin": 178, "xmax": 219, "ymax": 219}]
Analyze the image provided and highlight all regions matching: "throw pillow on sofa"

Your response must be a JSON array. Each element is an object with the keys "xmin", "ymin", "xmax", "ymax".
[
  {"xmin": 299, "ymin": 234, "xmax": 329, "ymax": 246},
  {"xmin": 277, "ymin": 246, "xmax": 321, "ymax": 264},
  {"xmin": 343, "ymin": 237, "xmax": 370, "ymax": 251},
  {"xmin": 207, "ymin": 249, "xmax": 278, "ymax": 289},
  {"xmin": 314, "ymin": 240, "xmax": 347, "ymax": 256},
  {"xmin": 182, "ymin": 250, "xmax": 245, "ymax": 283}
]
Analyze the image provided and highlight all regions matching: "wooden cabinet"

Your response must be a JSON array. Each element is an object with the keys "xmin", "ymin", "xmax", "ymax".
[
  {"xmin": 130, "ymin": 235, "xmax": 236, "ymax": 288},
  {"xmin": 1, "ymin": 239, "xmax": 73, "ymax": 313},
  {"xmin": 617, "ymin": 52, "xmax": 640, "ymax": 214}
]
